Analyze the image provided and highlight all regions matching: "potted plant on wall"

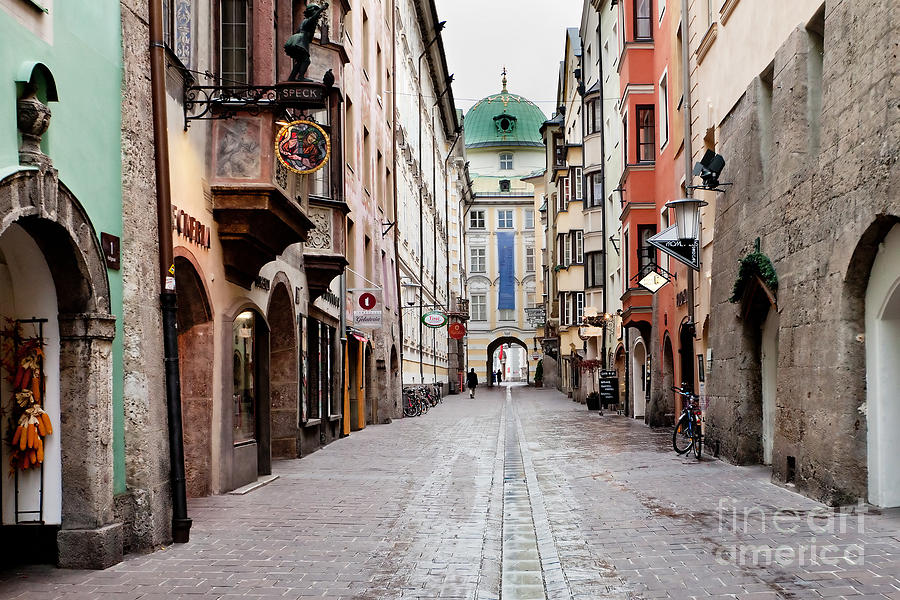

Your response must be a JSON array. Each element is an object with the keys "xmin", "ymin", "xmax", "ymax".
[{"xmin": 534, "ymin": 359, "xmax": 543, "ymax": 388}]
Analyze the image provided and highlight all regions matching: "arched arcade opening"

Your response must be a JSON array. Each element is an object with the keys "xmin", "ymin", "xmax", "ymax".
[{"xmin": 485, "ymin": 336, "xmax": 531, "ymax": 387}]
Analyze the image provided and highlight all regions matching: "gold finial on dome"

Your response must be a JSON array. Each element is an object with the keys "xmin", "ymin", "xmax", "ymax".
[{"xmin": 501, "ymin": 66, "xmax": 508, "ymax": 93}]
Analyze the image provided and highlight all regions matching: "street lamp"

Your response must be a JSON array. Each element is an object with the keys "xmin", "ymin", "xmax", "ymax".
[
  {"xmin": 665, "ymin": 197, "xmax": 708, "ymax": 241},
  {"xmin": 401, "ymin": 280, "xmax": 421, "ymax": 306}
]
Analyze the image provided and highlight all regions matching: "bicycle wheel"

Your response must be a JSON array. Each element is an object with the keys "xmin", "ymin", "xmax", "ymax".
[
  {"xmin": 692, "ymin": 424, "xmax": 702, "ymax": 459},
  {"xmin": 673, "ymin": 415, "xmax": 693, "ymax": 454},
  {"xmin": 403, "ymin": 398, "xmax": 416, "ymax": 417}
]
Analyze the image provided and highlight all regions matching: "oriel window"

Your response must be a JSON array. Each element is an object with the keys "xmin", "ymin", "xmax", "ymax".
[
  {"xmin": 221, "ymin": 0, "xmax": 249, "ymax": 84},
  {"xmin": 634, "ymin": 0, "xmax": 653, "ymax": 41},
  {"xmin": 637, "ymin": 105, "xmax": 656, "ymax": 162}
]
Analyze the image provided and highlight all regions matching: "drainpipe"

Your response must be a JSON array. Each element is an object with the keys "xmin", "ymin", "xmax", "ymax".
[
  {"xmin": 391, "ymin": 0, "xmax": 404, "ymax": 392},
  {"xmin": 149, "ymin": 0, "xmax": 191, "ymax": 543},
  {"xmin": 596, "ymin": 19, "xmax": 609, "ymax": 371},
  {"xmin": 680, "ymin": 0, "xmax": 696, "ymax": 389}
]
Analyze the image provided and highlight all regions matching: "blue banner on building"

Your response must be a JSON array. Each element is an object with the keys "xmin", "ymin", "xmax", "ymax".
[{"xmin": 498, "ymin": 232, "xmax": 515, "ymax": 310}]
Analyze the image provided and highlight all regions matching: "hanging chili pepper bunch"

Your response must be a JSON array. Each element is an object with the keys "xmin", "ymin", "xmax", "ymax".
[{"xmin": 1, "ymin": 319, "xmax": 52, "ymax": 474}]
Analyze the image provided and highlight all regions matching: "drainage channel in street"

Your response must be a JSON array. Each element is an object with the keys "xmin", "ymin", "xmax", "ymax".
[{"xmin": 501, "ymin": 385, "xmax": 572, "ymax": 600}]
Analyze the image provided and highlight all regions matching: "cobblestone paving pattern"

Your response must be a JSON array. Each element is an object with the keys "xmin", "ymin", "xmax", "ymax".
[{"xmin": 0, "ymin": 385, "xmax": 898, "ymax": 600}]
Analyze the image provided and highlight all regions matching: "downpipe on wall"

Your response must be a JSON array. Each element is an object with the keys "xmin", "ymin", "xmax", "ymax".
[{"xmin": 150, "ymin": 0, "xmax": 191, "ymax": 543}]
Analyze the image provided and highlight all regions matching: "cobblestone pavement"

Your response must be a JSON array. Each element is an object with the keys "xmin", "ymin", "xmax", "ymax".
[{"xmin": 1, "ymin": 385, "xmax": 898, "ymax": 600}]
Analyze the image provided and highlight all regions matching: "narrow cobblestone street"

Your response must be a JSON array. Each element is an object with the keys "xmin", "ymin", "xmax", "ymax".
[{"xmin": 1, "ymin": 385, "xmax": 899, "ymax": 600}]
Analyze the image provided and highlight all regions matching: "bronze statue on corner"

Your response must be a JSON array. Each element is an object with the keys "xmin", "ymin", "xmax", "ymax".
[{"xmin": 285, "ymin": 1, "xmax": 329, "ymax": 82}]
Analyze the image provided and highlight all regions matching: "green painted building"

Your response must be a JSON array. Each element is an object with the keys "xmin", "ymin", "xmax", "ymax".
[{"xmin": 0, "ymin": 1, "xmax": 169, "ymax": 568}]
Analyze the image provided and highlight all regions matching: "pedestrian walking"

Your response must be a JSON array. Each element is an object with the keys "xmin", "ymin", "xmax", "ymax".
[
  {"xmin": 496, "ymin": 369, "xmax": 503, "ymax": 384},
  {"xmin": 466, "ymin": 368, "xmax": 478, "ymax": 398}
]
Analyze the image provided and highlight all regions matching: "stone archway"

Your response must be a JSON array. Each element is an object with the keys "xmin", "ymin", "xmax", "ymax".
[
  {"xmin": 0, "ymin": 167, "xmax": 117, "ymax": 569},
  {"xmin": 267, "ymin": 278, "xmax": 299, "ymax": 460},
  {"xmin": 485, "ymin": 336, "xmax": 530, "ymax": 387},
  {"xmin": 865, "ymin": 223, "xmax": 900, "ymax": 507},
  {"xmin": 174, "ymin": 253, "xmax": 214, "ymax": 497}
]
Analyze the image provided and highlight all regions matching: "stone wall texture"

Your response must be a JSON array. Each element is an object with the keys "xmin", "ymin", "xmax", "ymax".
[
  {"xmin": 706, "ymin": 0, "xmax": 899, "ymax": 505},
  {"xmin": 117, "ymin": 0, "xmax": 173, "ymax": 550}
]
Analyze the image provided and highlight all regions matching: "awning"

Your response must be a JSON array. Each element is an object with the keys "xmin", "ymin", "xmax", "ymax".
[{"xmin": 351, "ymin": 333, "xmax": 368, "ymax": 344}]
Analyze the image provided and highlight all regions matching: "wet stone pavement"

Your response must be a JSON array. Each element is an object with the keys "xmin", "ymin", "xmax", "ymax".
[{"xmin": 1, "ymin": 385, "xmax": 899, "ymax": 600}]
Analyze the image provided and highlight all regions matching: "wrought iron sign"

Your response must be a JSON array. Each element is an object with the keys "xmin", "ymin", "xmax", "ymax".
[{"xmin": 182, "ymin": 81, "xmax": 330, "ymax": 130}]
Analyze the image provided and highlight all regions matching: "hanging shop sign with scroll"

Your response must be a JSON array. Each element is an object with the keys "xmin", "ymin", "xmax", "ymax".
[{"xmin": 275, "ymin": 119, "xmax": 331, "ymax": 175}]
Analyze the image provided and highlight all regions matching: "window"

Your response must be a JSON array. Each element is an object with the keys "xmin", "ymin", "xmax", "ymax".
[
  {"xmin": 221, "ymin": 0, "xmax": 249, "ymax": 84},
  {"xmin": 499, "ymin": 309, "xmax": 515, "ymax": 321},
  {"xmin": 561, "ymin": 177, "xmax": 570, "ymax": 210},
  {"xmin": 587, "ymin": 172, "xmax": 603, "ymax": 208},
  {"xmin": 233, "ymin": 310, "xmax": 259, "ymax": 443},
  {"xmin": 471, "ymin": 294, "xmax": 487, "ymax": 321},
  {"xmin": 586, "ymin": 252, "xmax": 604, "ymax": 288},
  {"xmin": 553, "ymin": 134, "xmax": 566, "ymax": 167},
  {"xmin": 659, "ymin": 73, "xmax": 669, "ymax": 149},
  {"xmin": 561, "ymin": 234, "xmax": 572, "ymax": 266},
  {"xmin": 499, "ymin": 179, "xmax": 511, "ymax": 192},
  {"xmin": 638, "ymin": 225, "xmax": 657, "ymax": 272},
  {"xmin": 525, "ymin": 209, "xmax": 534, "ymax": 229},
  {"xmin": 573, "ymin": 231, "xmax": 584, "ymax": 264},
  {"xmin": 305, "ymin": 318, "xmax": 335, "ymax": 422},
  {"xmin": 470, "ymin": 247, "xmax": 486, "ymax": 273},
  {"xmin": 526, "ymin": 246, "xmax": 535, "ymax": 272},
  {"xmin": 560, "ymin": 293, "xmax": 570, "ymax": 325},
  {"xmin": 499, "ymin": 153, "xmax": 513, "ymax": 170},
  {"xmin": 588, "ymin": 99, "xmax": 603, "ymax": 134},
  {"xmin": 573, "ymin": 167, "xmax": 583, "ymax": 201},
  {"xmin": 469, "ymin": 210, "xmax": 485, "ymax": 229},
  {"xmin": 574, "ymin": 292, "xmax": 585, "ymax": 325},
  {"xmin": 637, "ymin": 105, "xmax": 656, "ymax": 162},
  {"xmin": 498, "ymin": 210, "xmax": 513, "ymax": 229},
  {"xmin": 634, "ymin": 0, "xmax": 653, "ymax": 40}
]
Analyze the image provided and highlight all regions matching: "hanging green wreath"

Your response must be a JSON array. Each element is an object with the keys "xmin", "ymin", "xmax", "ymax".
[{"xmin": 729, "ymin": 251, "xmax": 778, "ymax": 303}]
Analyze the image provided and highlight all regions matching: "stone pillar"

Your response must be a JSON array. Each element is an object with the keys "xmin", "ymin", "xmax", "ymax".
[{"xmin": 55, "ymin": 313, "xmax": 124, "ymax": 570}]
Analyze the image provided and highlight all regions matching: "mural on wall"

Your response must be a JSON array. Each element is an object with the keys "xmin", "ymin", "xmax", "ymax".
[
  {"xmin": 216, "ymin": 118, "xmax": 262, "ymax": 179},
  {"xmin": 275, "ymin": 120, "xmax": 330, "ymax": 175}
]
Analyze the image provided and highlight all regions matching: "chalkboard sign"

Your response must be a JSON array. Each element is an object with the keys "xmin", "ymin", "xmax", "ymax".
[{"xmin": 599, "ymin": 375, "xmax": 619, "ymax": 407}]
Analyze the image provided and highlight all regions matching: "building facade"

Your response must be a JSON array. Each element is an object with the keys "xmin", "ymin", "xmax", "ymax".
[
  {"xmin": 394, "ymin": 0, "xmax": 464, "ymax": 390},
  {"xmin": 463, "ymin": 74, "xmax": 545, "ymax": 387},
  {"xmin": 693, "ymin": 0, "xmax": 899, "ymax": 507},
  {"xmin": 1, "ymin": 0, "xmax": 171, "ymax": 568}
]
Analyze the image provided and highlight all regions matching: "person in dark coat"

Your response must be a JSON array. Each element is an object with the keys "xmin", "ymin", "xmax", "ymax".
[
  {"xmin": 496, "ymin": 369, "xmax": 503, "ymax": 384},
  {"xmin": 466, "ymin": 369, "xmax": 478, "ymax": 398}
]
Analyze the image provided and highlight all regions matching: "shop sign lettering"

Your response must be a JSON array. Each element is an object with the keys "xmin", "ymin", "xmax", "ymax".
[{"xmin": 172, "ymin": 205, "xmax": 211, "ymax": 249}]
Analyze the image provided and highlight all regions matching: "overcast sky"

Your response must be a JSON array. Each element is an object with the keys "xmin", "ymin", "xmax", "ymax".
[{"xmin": 434, "ymin": 0, "xmax": 584, "ymax": 117}]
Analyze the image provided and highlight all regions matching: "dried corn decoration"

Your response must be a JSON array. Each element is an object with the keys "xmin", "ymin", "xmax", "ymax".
[{"xmin": 1, "ymin": 320, "xmax": 53, "ymax": 475}]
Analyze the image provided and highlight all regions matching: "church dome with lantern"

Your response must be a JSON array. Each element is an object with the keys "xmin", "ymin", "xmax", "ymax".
[{"xmin": 463, "ymin": 71, "xmax": 546, "ymax": 149}]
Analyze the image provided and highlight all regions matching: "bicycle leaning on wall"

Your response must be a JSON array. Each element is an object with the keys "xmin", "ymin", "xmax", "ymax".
[{"xmin": 672, "ymin": 386, "xmax": 703, "ymax": 459}]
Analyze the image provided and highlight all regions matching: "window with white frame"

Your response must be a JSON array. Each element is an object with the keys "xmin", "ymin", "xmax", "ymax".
[
  {"xmin": 469, "ymin": 209, "xmax": 485, "ymax": 229},
  {"xmin": 659, "ymin": 72, "xmax": 669, "ymax": 149},
  {"xmin": 586, "ymin": 252, "xmax": 604, "ymax": 288},
  {"xmin": 588, "ymin": 172, "xmax": 603, "ymax": 207},
  {"xmin": 575, "ymin": 292, "xmax": 585, "ymax": 324},
  {"xmin": 499, "ymin": 153, "xmax": 513, "ymax": 170},
  {"xmin": 498, "ymin": 210, "xmax": 513, "ymax": 228},
  {"xmin": 470, "ymin": 247, "xmax": 486, "ymax": 273},
  {"xmin": 562, "ymin": 176, "xmax": 571, "ymax": 209},
  {"xmin": 525, "ymin": 246, "xmax": 535, "ymax": 272},
  {"xmin": 471, "ymin": 294, "xmax": 487, "ymax": 321},
  {"xmin": 573, "ymin": 230, "xmax": 584, "ymax": 264},
  {"xmin": 573, "ymin": 167, "xmax": 583, "ymax": 201},
  {"xmin": 560, "ymin": 292, "xmax": 570, "ymax": 324},
  {"xmin": 561, "ymin": 234, "xmax": 571, "ymax": 266},
  {"xmin": 525, "ymin": 209, "xmax": 534, "ymax": 229},
  {"xmin": 499, "ymin": 309, "xmax": 515, "ymax": 321}
]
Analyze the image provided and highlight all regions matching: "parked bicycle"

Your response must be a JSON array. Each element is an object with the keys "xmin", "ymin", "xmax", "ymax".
[
  {"xmin": 402, "ymin": 385, "xmax": 441, "ymax": 417},
  {"xmin": 672, "ymin": 386, "xmax": 703, "ymax": 459}
]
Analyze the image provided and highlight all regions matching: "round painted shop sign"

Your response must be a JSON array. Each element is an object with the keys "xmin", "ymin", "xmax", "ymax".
[
  {"xmin": 275, "ymin": 119, "xmax": 331, "ymax": 175},
  {"xmin": 359, "ymin": 292, "xmax": 377, "ymax": 310},
  {"xmin": 422, "ymin": 310, "xmax": 448, "ymax": 328},
  {"xmin": 448, "ymin": 322, "xmax": 466, "ymax": 340}
]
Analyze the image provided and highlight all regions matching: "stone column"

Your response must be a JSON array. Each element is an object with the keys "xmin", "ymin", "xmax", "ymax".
[{"xmin": 55, "ymin": 313, "xmax": 123, "ymax": 569}]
